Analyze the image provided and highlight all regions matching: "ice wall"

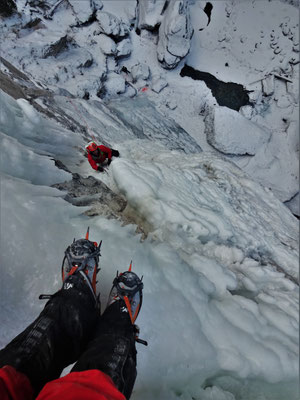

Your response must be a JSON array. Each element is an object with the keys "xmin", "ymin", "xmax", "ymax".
[{"xmin": 0, "ymin": 88, "xmax": 298, "ymax": 400}]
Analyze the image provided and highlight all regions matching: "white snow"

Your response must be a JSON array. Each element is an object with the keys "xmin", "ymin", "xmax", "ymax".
[{"xmin": 0, "ymin": 1, "xmax": 299, "ymax": 399}]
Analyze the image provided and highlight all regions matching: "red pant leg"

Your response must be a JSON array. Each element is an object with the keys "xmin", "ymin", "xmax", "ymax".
[
  {"xmin": 36, "ymin": 370, "xmax": 126, "ymax": 400},
  {"xmin": 0, "ymin": 366, "xmax": 33, "ymax": 400}
]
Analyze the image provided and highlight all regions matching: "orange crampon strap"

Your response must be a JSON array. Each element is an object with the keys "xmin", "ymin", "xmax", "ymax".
[{"xmin": 124, "ymin": 295, "xmax": 134, "ymax": 324}]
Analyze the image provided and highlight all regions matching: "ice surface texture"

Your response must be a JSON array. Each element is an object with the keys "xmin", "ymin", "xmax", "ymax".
[{"xmin": 0, "ymin": 88, "xmax": 298, "ymax": 400}]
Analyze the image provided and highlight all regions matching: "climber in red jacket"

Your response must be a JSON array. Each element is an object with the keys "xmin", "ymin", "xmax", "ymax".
[
  {"xmin": 0, "ymin": 230, "xmax": 145, "ymax": 400},
  {"xmin": 86, "ymin": 141, "xmax": 120, "ymax": 172}
]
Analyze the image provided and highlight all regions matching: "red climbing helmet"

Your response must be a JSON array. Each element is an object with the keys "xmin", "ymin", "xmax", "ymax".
[{"xmin": 86, "ymin": 141, "xmax": 98, "ymax": 152}]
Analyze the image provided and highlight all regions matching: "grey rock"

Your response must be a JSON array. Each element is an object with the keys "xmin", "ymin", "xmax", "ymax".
[
  {"xmin": 52, "ymin": 173, "xmax": 127, "ymax": 216},
  {"xmin": 43, "ymin": 35, "xmax": 77, "ymax": 58}
]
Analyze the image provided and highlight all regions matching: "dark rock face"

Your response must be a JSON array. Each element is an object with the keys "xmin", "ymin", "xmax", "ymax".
[{"xmin": 0, "ymin": 0, "xmax": 17, "ymax": 17}]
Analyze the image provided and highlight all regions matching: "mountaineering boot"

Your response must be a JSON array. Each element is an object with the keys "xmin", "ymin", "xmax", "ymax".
[
  {"xmin": 0, "ymin": 229, "xmax": 101, "ymax": 395},
  {"xmin": 107, "ymin": 269, "xmax": 143, "ymax": 325},
  {"xmin": 72, "ymin": 266, "xmax": 144, "ymax": 400},
  {"xmin": 61, "ymin": 230, "xmax": 102, "ymax": 309}
]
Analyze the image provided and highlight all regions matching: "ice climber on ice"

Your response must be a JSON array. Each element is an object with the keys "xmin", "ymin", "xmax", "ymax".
[
  {"xmin": 0, "ymin": 228, "xmax": 145, "ymax": 400},
  {"xmin": 86, "ymin": 141, "xmax": 120, "ymax": 172}
]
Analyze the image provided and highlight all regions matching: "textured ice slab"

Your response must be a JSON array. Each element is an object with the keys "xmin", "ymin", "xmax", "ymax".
[
  {"xmin": 111, "ymin": 140, "xmax": 299, "ymax": 390},
  {"xmin": 205, "ymin": 106, "xmax": 271, "ymax": 155}
]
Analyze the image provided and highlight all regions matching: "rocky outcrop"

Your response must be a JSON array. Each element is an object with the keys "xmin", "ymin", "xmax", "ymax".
[
  {"xmin": 157, "ymin": 0, "xmax": 193, "ymax": 69},
  {"xmin": 43, "ymin": 35, "xmax": 77, "ymax": 58},
  {"xmin": 52, "ymin": 172, "xmax": 127, "ymax": 214},
  {"xmin": 96, "ymin": 11, "xmax": 129, "ymax": 38},
  {"xmin": 52, "ymin": 171, "xmax": 150, "ymax": 238}
]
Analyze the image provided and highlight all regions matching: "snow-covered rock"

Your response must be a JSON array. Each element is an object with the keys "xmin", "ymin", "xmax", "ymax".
[
  {"xmin": 151, "ymin": 75, "xmax": 168, "ymax": 93},
  {"xmin": 123, "ymin": 83, "xmax": 137, "ymax": 98},
  {"xmin": 157, "ymin": 0, "xmax": 193, "ymax": 69},
  {"xmin": 75, "ymin": 75, "xmax": 103, "ymax": 99},
  {"xmin": 96, "ymin": 11, "xmax": 129, "ymax": 39},
  {"xmin": 130, "ymin": 63, "xmax": 150, "ymax": 82},
  {"xmin": 136, "ymin": 0, "xmax": 166, "ymax": 30},
  {"xmin": 205, "ymin": 106, "xmax": 271, "ymax": 156},
  {"xmin": 104, "ymin": 72, "xmax": 126, "ymax": 96},
  {"xmin": 116, "ymin": 38, "xmax": 132, "ymax": 58},
  {"xmin": 69, "ymin": 0, "xmax": 94, "ymax": 24},
  {"xmin": 97, "ymin": 34, "xmax": 116, "ymax": 55}
]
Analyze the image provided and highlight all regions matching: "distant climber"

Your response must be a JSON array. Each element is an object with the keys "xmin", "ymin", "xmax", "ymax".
[{"xmin": 86, "ymin": 141, "xmax": 119, "ymax": 172}]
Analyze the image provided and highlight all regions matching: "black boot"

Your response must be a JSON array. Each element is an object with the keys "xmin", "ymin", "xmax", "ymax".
[
  {"xmin": 0, "ymin": 274, "xmax": 99, "ymax": 395},
  {"xmin": 112, "ymin": 149, "xmax": 120, "ymax": 157},
  {"xmin": 71, "ymin": 301, "xmax": 137, "ymax": 400},
  {"xmin": 71, "ymin": 270, "xmax": 144, "ymax": 399}
]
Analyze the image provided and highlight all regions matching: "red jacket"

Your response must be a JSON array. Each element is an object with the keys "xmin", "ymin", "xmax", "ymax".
[
  {"xmin": 0, "ymin": 366, "xmax": 125, "ymax": 400},
  {"xmin": 87, "ymin": 145, "xmax": 112, "ymax": 171}
]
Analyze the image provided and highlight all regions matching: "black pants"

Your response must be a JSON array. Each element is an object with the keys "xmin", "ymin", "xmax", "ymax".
[{"xmin": 0, "ymin": 275, "xmax": 137, "ymax": 399}]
